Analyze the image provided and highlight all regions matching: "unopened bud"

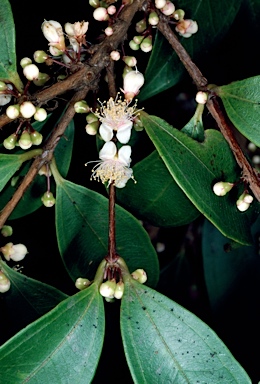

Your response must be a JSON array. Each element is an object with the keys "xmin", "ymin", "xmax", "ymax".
[
  {"xmin": 1, "ymin": 225, "xmax": 13, "ymax": 237},
  {"xmin": 0, "ymin": 81, "xmax": 8, "ymax": 91},
  {"xmin": 140, "ymin": 35, "xmax": 153, "ymax": 53},
  {"xmin": 3, "ymin": 133, "xmax": 18, "ymax": 150},
  {"xmin": 195, "ymin": 91, "xmax": 208, "ymax": 104},
  {"xmin": 75, "ymin": 277, "xmax": 91, "ymax": 290},
  {"xmin": 110, "ymin": 50, "xmax": 120, "ymax": 61},
  {"xmin": 20, "ymin": 57, "xmax": 32, "ymax": 68},
  {"xmin": 114, "ymin": 281, "xmax": 124, "ymax": 299},
  {"xmin": 123, "ymin": 56, "xmax": 137, "ymax": 67},
  {"xmin": 89, "ymin": 0, "xmax": 100, "ymax": 8},
  {"xmin": 148, "ymin": 11, "xmax": 159, "ymax": 26},
  {"xmin": 30, "ymin": 130, "xmax": 43, "ymax": 145},
  {"xmin": 6, "ymin": 104, "xmax": 20, "ymax": 120},
  {"xmin": 99, "ymin": 279, "xmax": 116, "ymax": 298},
  {"xmin": 155, "ymin": 0, "xmax": 167, "ymax": 9},
  {"xmin": 123, "ymin": 70, "xmax": 144, "ymax": 100},
  {"xmin": 161, "ymin": 1, "xmax": 175, "ymax": 16},
  {"xmin": 133, "ymin": 35, "xmax": 144, "ymax": 45},
  {"xmin": 236, "ymin": 192, "xmax": 253, "ymax": 212},
  {"xmin": 105, "ymin": 26, "xmax": 113, "ymax": 36},
  {"xmin": 23, "ymin": 64, "xmax": 40, "ymax": 81},
  {"xmin": 20, "ymin": 101, "xmax": 36, "ymax": 119},
  {"xmin": 213, "ymin": 181, "xmax": 234, "ymax": 196},
  {"xmin": 33, "ymin": 50, "xmax": 49, "ymax": 63},
  {"xmin": 74, "ymin": 100, "xmax": 90, "ymax": 114},
  {"xmin": 19, "ymin": 130, "xmax": 32, "ymax": 150},
  {"xmin": 34, "ymin": 108, "xmax": 47, "ymax": 122},
  {"xmin": 107, "ymin": 5, "xmax": 116, "ymax": 15},
  {"xmin": 0, "ymin": 271, "xmax": 11, "ymax": 293},
  {"xmin": 38, "ymin": 164, "xmax": 51, "ymax": 177},
  {"xmin": 86, "ymin": 113, "xmax": 99, "ymax": 124},
  {"xmin": 41, "ymin": 191, "xmax": 56, "ymax": 207},
  {"xmin": 135, "ymin": 19, "xmax": 147, "ymax": 33},
  {"xmin": 86, "ymin": 121, "xmax": 99, "ymax": 135},
  {"xmin": 93, "ymin": 7, "xmax": 109, "ymax": 21},
  {"xmin": 173, "ymin": 9, "xmax": 185, "ymax": 20},
  {"xmin": 134, "ymin": 116, "xmax": 144, "ymax": 131},
  {"xmin": 131, "ymin": 269, "xmax": 147, "ymax": 284},
  {"xmin": 129, "ymin": 40, "xmax": 140, "ymax": 51},
  {"xmin": 33, "ymin": 72, "xmax": 50, "ymax": 86}
]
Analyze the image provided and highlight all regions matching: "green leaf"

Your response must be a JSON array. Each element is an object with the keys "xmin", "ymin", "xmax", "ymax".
[
  {"xmin": 202, "ymin": 217, "xmax": 260, "ymax": 312},
  {"xmin": 0, "ymin": 260, "xmax": 67, "ymax": 335},
  {"xmin": 0, "ymin": 283, "xmax": 104, "ymax": 384},
  {"xmin": 55, "ymin": 179, "xmax": 159, "ymax": 287},
  {"xmin": 216, "ymin": 76, "xmax": 260, "ymax": 146},
  {"xmin": 0, "ymin": 0, "xmax": 23, "ymax": 91},
  {"xmin": 120, "ymin": 279, "xmax": 251, "ymax": 383},
  {"xmin": 0, "ymin": 153, "xmax": 24, "ymax": 193},
  {"xmin": 139, "ymin": 0, "xmax": 242, "ymax": 101},
  {"xmin": 181, "ymin": 103, "xmax": 205, "ymax": 142},
  {"xmin": 0, "ymin": 120, "xmax": 74, "ymax": 219},
  {"xmin": 117, "ymin": 151, "xmax": 200, "ymax": 227},
  {"xmin": 141, "ymin": 113, "xmax": 255, "ymax": 245}
]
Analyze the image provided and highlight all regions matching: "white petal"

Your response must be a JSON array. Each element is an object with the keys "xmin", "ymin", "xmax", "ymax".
[
  {"xmin": 99, "ymin": 141, "xmax": 117, "ymax": 160},
  {"xmin": 118, "ymin": 145, "xmax": 131, "ymax": 166},
  {"xmin": 99, "ymin": 123, "xmax": 113, "ymax": 142},
  {"xmin": 116, "ymin": 126, "xmax": 132, "ymax": 144}
]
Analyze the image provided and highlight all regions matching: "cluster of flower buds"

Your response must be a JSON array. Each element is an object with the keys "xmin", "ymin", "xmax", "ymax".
[
  {"xmin": 213, "ymin": 181, "xmax": 254, "ymax": 212},
  {"xmin": 41, "ymin": 191, "xmax": 56, "ymax": 207},
  {"xmin": 20, "ymin": 56, "xmax": 50, "ymax": 87},
  {"xmin": 0, "ymin": 270, "xmax": 11, "ymax": 293},
  {"xmin": 3, "ymin": 127, "xmax": 43, "ymax": 150},
  {"xmin": 129, "ymin": 34, "xmax": 153, "ymax": 53},
  {"xmin": 99, "ymin": 278, "xmax": 125, "ymax": 301},
  {"xmin": 0, "ymin": 242, "xmax": 28, "ymax": 262},
  {"xmin": 5, "ymin": 102, "xmax": 47, "ymax": 122}
]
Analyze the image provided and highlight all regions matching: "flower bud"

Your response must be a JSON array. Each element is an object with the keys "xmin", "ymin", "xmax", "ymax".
[
  {"xmin": 148, "ymin": 11, "xmax": 159, "ymax": 26},
  {"xmin": 19, "ymin": 130, "xmax": 32, "ymax": 150},
  {"xmin": 140, "ymin": 35, "xmax": 153, "ymax": 53},
  {"xmin": 0, "ymin": 81, "xmax": 8, "ymax": 91},
  {"xmin": 85, "ymin": 121, "xmax": 99, "ymax": 135},
  {"xmin": 41, "ymin": 191, "xmax": 56, "ymax": 207},
  {"xmin": 33, "ymin": 73, "xmax": 50, "ymax": 86},
  {"xmin": 99, "ymin": 279, "xmax": 116, "ymax": 298},
  {"xmin": 89, "ymin": 0, "xmax": 100, "ymax": 8},
  {"xmin": 131, "ymin": 269, "xmax": 147, "ymax": 284},
  {"xmin": 1, "ymin": 242, "xmax": 28, "ymax": 261},
  {"xmin": 30, "ymin": 130, "xmax": 43, "ymax": 145},
  {"xmin": 49, "ymin": 46, "xmax": 63, "ymax": 57},
  {"xmin": 20, "ymin": 57, "xmax": 32, "ymax": 68},
  {"xmin": 122, "ymin": 65, "xmax": 134, "ymax": 77},
  {"xmin": 6, "ymin": 104, "xmax": 20, "ymax": 120},
  {"xmin": 135, "ymin": 19, "xmax": 147, "ymax": 33},
  {"xmin": 20, "ymin": 101, "xmax": 36, "ymax": 119},
  {"xmin": 75, "ymin": 277, "xmax": 91, "ymax": 290},
  {"xmin": 236, "ymin": 200, "xmax": 250, "ymax": 212},
  {"xmin": 248, "ymin": 142, "xmax": 257, "ymax": 152},
  {"xmin": 0, "ymin": 84, "xmax": 12, "ymax": 106},
  {"xmin": 213, "ymin": 181, "xmax": 234, "ymax": 196},
  {"xmin": 74, "ymin": 100, "xmax": 90, "ymax": 114},
  {"xmin": 195, "ymin": 91, "xmax": 208, "ymax": 104},
  {"xmin": 133, "ymin": 116, "xmax": 144, "ymax": 131},
  {"xmin": 123, "ymin": 56, "xmax": 137, "ymax": 67},
  {"xmin": 34, "ymin": 107, "xmax": 47, "ymax": 122},
  {"xmin": 155, "ymin": 0, "xmax": 167, "ymax": 8},
  {"xmin": 23, "ymin": 64, "xmax": 40, "ymax": 81},
  {"xmin": 38, "ymin": 164, "xmax": 52, "ymax": 177},
  {"xmin": 173, "ymin": 9, "xmax": 185, "ymax": 20},
  {"xmin": 41, "ymin": 20, "xmax": 66, "ymax": 51},
  {"xmin": 252, "ymin": 155, "xmax": 260, "ymax": 165},
  {"xmin": 3, "ymin": 133, "xmax": 18, "ymax": 150},
  {"xmin": 1, "ymin": 225, "xmax": 13, "ymax": 237},
  {"xmin": 105, "ymin": 26, "xmax": 113, "ymax": 36},
  {"xmin": 110, "ymin": 50, "xmax": 120, "ymax": 61},
  {"xmin": 107, "ymin": 5, "xmax": 116, "ymax": 15},
  {"xmin": 86, "ymin": 112, "xmax": 99, "ymax": 123},
  {"xmin": 114, "ymin": 281, "xmax": 124, "ymax": 299},
  {"xmin": 123, "ymin": 70, "xmax": 145, "ymax": 100},
  {"xmin": 33, "ymin": 50, "xmax": 49, "ymax": 63},
  {"xmin": 129, "ymin": 40, "xmax": 140, "ymax": 51},
  {"xmin": 161, "ymin": 1, "xmax": 175, "ymax": 16},
  {"xmin": 93, "ymin": 7, "xmax": 109, "ymax": 21},
  {"xmin": 133, "ymin": 35, "xmax": 144, "ymax": 45},
  {"xmin": 243, "ymin": 194, "xmax": 254, "ymax": 204},
  {"xmin": 0, "ymin": 271, "xmax": 11, "ymax": 293},
  {"xmin": 176, "ymin": 19, "xmax": 198, "ymax": 38}
]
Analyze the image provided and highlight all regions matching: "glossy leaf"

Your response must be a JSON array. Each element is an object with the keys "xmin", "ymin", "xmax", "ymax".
[
  {"xmin": 120, "ymin": 279, "xmax": 251, "ymax": 383},
  {"xmin": 55, "ymin": 179, "xmax": 159, "ymax": 287},
  {"xmin": 141, "ymin": 113, "xmax": 255, "ymax": 245},
  {"xmin": 216, "ymin": 76, "xmax": 260, "ymax": 146},
  {"xmin": 0, "ymin": 154, "xmax": 24, "ymax": 193},
  {"xmin": 0, "ymin": 0, "xmax": 23, "ymax": 91},
  {"xmin": 0, "ymin": 260, "xmax": 67, "ymax": 335},
  {"xmin": 139, "ymin": 0, "xmax": 242, "ymax": 101},
  {"xmin": 0, "ymin": 283, "xmax": 104, "ymax": 384},
  {"xmin": 202, "ymin": 217, "xmax": 260, "ymax": 311},
  {"xmin": 117, "ymin": 150, "xmax": 200, "ymax": 227},
  {"xmin": 0, "ymin": 120, "xmax": 74, "ymax": 219}
]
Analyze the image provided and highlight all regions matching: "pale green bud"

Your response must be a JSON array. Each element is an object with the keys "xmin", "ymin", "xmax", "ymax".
[
  {"xmin": 74, "ymin": 100, "xmax": 90, "ymax": 114},
  {"xmin": 1, "ymin": 225, "xmax": 13, "ymax": 237},
  {"xmin": 33, "ymin": 73, "xmax": 50, "ymax": 86},
  {"xmin": 148, "ymin": 11, "xmax": 159, "ymax": 26},
  {"xmin": 122, "ymin": 56, "xmax": 137, "ymax": 67},
  {"xmin": 20, "ymin": 57, "xmax": 32, "ymax": 68},
  {"xmin": 85, "ymin": 121, "xmax": 99, "ymax": 135},
  {"xmin": 99, "ymin": 279, "xmax": 116, "ymax": 298},
  {"xmin": 86, "ymin": 112, "xmax": 99, "ymax": 123},
  {"xmin": 213, "ymin": 181, "xmax": 234, "ymax": 196},
  {"xmin": 19, "ymin": 130, "xmax": 32, "ymax": 150},
  {"xmin": 0, "ymin": 271, "xmax": 11, "ymax": 293},
  {"xmin": 41, "ymin": 191, "xmax": 56, "ymax": 207},
  {"xmin": 3, "ymin": 133, "xmax": 18, "ymax": 150},
  {"xmin": 129, "ymin": 40, "xmax": 140, "ymax": 51},
  {"xmin": 30, "ymin": 130, "xmax": 43, "ymax": 145},
  {"xmin": 0, "ymin": 81, "xmax": 8, "ymax": 91},
  {"xmin": 75, "ymin": 278, "xmax": 91, "ymax": 290},
  {"xmin": 33, "ymin": 50, "xmax": 48, "ymax": 63},
  {"xmin": 114, "ymin": 281, "xmax": 125, "ymax": 299},
  {"xmin": 135, "ymin": 19, "xmax": 147, "ymax": 33},
  {"xmin": 140, "ymin": 36, "xmax": 153, "ymax": 53},
  {"xmin": 131, "ymin": 269, "xmax": 147, "ymax": 284},
  {"xmin": 173, "ymin": 9, "xmax": 185, "ymax": 20},
  {"xmin": 133, "ymin": 35, "xmax": 144, "ymax": 45},
  {"xmin": 89, "ymin": 0, "xmax": 100, "ymax": 8}
]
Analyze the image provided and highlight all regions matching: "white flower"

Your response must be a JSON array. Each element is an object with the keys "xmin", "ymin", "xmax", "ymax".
[
  {"xmin": 96, "ymin": 97, "xmax": 138, "ymax": 144},
  {"xmin": 41, "ymin": 20, "xmax": 66, "ymax": 51},
  {"xmin": 87, "ymin": 141, "xmax": 134, "ymax": 188},
  {"xmin": 176, "ymin": 19, "xmax": 198, "ymax": 38},
  {"xmin": 123, "ymin": 70, "xmax": 145, "ymax": 101},
  {"xmin": 64, "ymin": 21, "xmax": 89, "ymax": 52}
]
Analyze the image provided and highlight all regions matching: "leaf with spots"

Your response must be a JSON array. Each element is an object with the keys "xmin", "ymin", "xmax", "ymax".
[
  {"xmin": 120, "ymin": 279, "xmax": 252, "ymax": 384},
  {"xmin": 0, "ymin": 283, "xmax": 105, "ymax": 384}
]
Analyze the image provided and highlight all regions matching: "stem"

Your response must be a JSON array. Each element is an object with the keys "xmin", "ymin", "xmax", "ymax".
[
  {"xmin": 157, "ymin": 15, "xmax": 260, "ymax": 201},
  {"xmin": 107, "ymin": 183, "xmax": 118, "ymax": 263}
]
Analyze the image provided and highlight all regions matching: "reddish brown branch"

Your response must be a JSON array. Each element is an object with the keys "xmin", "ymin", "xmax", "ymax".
[{"xmin": 157, "ymin": 16, "xmax": 260, "ymax": 201}]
